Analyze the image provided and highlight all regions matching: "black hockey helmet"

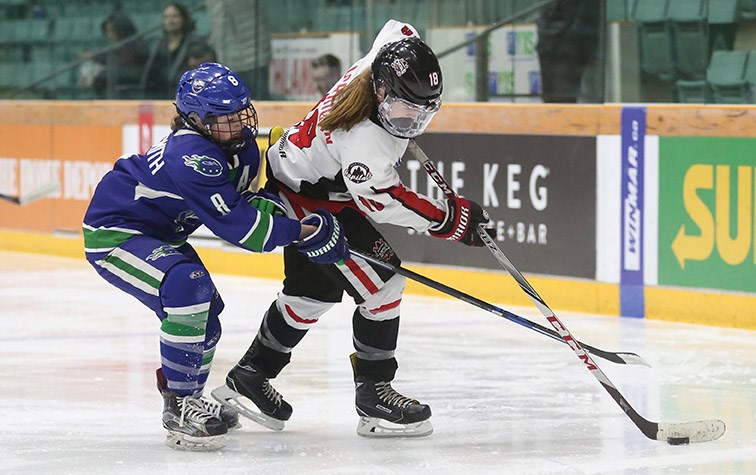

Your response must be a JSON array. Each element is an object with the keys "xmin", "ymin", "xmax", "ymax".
[
  {"xmin": 372, "ymin": 37, "xmax": 443, "ymax": 106},
  {"xmin": 371, "ymin": 37, "xmax": 442, "ymax": 138}
]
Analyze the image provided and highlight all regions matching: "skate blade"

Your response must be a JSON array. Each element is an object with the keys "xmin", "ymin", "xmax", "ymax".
[
  {"xmin": 356, "ymin": 416, "xmax": 433, "ymax": 438},
  {"xmin": 227, "ymin": 419, "xmax": 242, "ymax": 430},
  {"xmin": 165, "ymin": 431, "xmax": 225, "ymax": 451},
  {"xmin": 211, "ymin": 384, "xmax": 285, "ymax": 431}
]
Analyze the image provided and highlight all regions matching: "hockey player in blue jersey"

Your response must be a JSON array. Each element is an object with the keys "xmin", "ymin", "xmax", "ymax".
[{"xmin": 82, "ymin": 62, "xmax": 349, "ymax": 452}]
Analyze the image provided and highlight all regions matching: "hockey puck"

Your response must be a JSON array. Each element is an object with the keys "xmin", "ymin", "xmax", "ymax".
[{"xmin": 667, "ymin": 437, "xmax": 690, "ymax": 445}]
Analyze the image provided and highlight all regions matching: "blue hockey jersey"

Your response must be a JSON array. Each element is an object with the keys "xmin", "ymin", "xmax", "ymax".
[{"xmin": 83, "ymin": 126, "xmax": 301, "ymax": 254}]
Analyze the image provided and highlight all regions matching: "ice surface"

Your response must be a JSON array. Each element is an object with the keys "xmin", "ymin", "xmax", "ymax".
[{"xmin": 1, "ymin": 251, "xmax": 754, "ymax": 474}]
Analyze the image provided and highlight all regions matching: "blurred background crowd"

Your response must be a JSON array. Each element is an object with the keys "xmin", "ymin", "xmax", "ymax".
[{"xmin": 0, "ymin": 0, "xmax": 755, "ymax": 104}]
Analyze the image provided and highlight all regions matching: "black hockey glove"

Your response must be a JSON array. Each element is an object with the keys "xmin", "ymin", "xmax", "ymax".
[
  {"xmin": 429, "ymin": 196, "xmax": 494, "ymax": 247},
  {"xmin": 296, "ymin": 210, "xmax": 350, "ymax": 264},
  {"xmin": 242, "ymin": 189, "xmax": 287, "ymax": 217}
]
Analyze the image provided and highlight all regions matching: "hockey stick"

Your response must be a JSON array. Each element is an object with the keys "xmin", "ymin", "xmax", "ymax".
[
  {"xmin": 350, "ymin": 245, "xmax": 647, "ymax": 366},
  {"xmin": 406, "ymin": 140, "xmax": 726, "ymax": 444},
  {"xmin": 0, "ymin": 180, "xmax": 61, "ymax": 205}
]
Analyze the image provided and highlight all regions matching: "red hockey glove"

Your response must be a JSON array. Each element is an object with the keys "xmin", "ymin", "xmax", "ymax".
[{"xmin": 429, "ymin": 196, "xmax": 494, "ymax": 247}]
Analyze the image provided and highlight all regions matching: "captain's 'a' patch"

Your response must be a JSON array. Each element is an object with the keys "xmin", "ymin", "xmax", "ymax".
[{"xmin": 183, "ymin": 154, "xmax": 223, "ymax": 177}]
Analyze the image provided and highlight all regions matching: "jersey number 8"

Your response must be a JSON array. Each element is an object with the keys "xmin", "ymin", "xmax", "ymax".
[{"xmin": 211, "ymin": 193, "xmax": 231, "ymax": 215}]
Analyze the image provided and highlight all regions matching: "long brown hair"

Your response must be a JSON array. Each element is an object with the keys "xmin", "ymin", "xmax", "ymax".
[{"xmin": 319, "ymin": 70, "xmax": 376, "ymax": 132}]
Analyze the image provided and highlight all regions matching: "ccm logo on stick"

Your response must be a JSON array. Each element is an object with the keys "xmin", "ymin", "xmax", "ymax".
[{"xmin": 547, "ymin": 316, "xmax": 598, "ymax": 371}]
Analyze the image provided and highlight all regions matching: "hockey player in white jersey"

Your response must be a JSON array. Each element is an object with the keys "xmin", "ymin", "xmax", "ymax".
[{"xmin": 212, "ymin": 20, "xmax": 492, "ymax": 438}]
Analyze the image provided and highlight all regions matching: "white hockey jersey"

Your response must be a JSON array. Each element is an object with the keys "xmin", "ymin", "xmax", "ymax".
[{"xmin": 268, "ymin": 20, "xmax": 446, "ymax": 232}]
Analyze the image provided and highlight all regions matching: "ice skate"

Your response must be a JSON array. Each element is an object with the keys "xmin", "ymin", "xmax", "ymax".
[
  {"xmin": 200, "ymin": 395, "xmax": 242, "ymax": 430},
  {"xmin": 351, "ymin": 354, "xmax": 433, "ymax": 438},
  {"xmin": 211, "ymin": 363, "xmax": 292, "ymax": 431},
  {"xmin": 161, "ymin": 391, "xmax": 227, "ymax": 451},
  {"xmin": 155, "ymin": 367, "xmax": 241, "ymax": 430}
]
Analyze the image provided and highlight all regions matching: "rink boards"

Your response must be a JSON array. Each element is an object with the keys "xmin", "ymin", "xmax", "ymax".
[{"xmin": 0, "ymin": 101, "xmax": 754, "ymax": 329}]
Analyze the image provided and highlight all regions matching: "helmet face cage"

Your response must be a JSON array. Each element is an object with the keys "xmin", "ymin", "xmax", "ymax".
[
  {"xmin": 203, "ymin": 104, "xmax": 258, "ymax": 153},
  {"xmin": 372, "ymin": 38, "xmax": 443, "ymax": 138},
  {"xmin": 376, "ymin": 92, "xmax": 440, "ymax": 138},
  {"xmin": 175, "ymin": 62, "xmax": 258, "ymax": 151}
]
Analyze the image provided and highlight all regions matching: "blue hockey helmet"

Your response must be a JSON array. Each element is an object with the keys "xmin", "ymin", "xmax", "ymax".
[{"xmin": 175, "ymin": 62, "xmax": 258, "ymax": 152}]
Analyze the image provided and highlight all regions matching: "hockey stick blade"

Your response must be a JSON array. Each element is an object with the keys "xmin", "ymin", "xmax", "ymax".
[
  {"xmin": 0, "ymin": 180, "xmax": 61, "ymax": 205},
  {"xmin": 657, "ymin": 419, "xmax": 726, "ymax": 444},
  {"xmin": 604, "ymin": 383, "xmax": 726, "ymax": 444},
  {"xmin": 407, "ymin": 140, "xmax": 725, "ymax": 443},
  {"xmin": 349, "ymin": 246, "xmax": 648, "ymax": 366}
]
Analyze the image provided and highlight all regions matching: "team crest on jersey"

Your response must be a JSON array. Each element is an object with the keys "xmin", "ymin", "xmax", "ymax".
[
  {"xmin": 345, "ymin": 162, "xmax": 372, "ymax": 183},
  {"xmin": 390, "ymin": 58, "xmax": 408, "ymax": 77},
  {"xmin": 146, "ymin": 245, "xmax": 180, "ymax": 261},
  {"xmin": 372, "ymin": 239, "xmax": 394, "ymax": 262},
  {"xmin": 183, "ymin": 154, "xmax": 223, "ymax": 177}
]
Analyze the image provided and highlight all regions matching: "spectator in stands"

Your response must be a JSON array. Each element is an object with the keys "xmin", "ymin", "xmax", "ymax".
[
  {"xmin": 80, "ymin": 12, "xmax": 148, "ymax": 99},
  {"xmin": 140, "ymin": 2, "xmax": 207, "ymax": 99},
  {"xmin": 206, "ymin": 0, "xmax": 272, "ymax": 100},
  {"xmin": 28, "ymin": 3, "xmax": 47, "ymax": 19},
  {"xmin": 311, "ymin": 53, "xmax": 342, "ymax": 96},
  {"xmin": 186, "ymin": 41, "xmax": 217, "ymax": 70},
  {"xmin": 536, "ymin": 0, "xmax": 600, "ymax": 103}
]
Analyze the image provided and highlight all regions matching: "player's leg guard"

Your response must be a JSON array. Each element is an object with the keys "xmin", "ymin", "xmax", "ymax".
[
  {"xmin": 193, "ymin": 313, "xmax": 241, "ymax": 430},
  {"xmin": 351, "ymin": 272, "xmax": 405, "ymax": 381},
  {"xmin": 159, "ymin": 263, "xmax": 227, "ymax": 450},
  {"xmin": 196, "ymin": 298, "xmax": 223, "ymax": 394},
  {"xmin": 256, "ymin": 294, "xmax": 332, "ymax": 376},
  {"xmin": 159, "ymin": 263, "xmax": 216, "ymax": 395}
]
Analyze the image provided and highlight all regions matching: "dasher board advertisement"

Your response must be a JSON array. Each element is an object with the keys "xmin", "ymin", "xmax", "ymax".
[
  {"xmin": 376, "ymin": 133, "xmax": 597, "ymax": 279},
  {"xmin": 658, "ymin": 136, "xmax": 756, "ymax": 293}
]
